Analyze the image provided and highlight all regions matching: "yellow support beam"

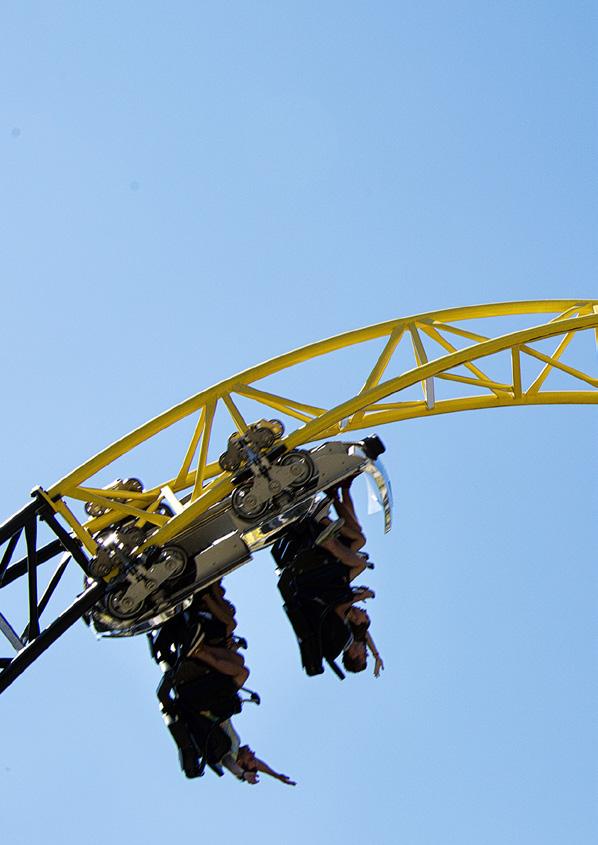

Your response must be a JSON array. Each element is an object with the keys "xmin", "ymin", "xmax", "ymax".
[
  {"xmin": 419, "ymin": 322, "xmax": 503, "ymax": 397},
  {"xmin": 359, "ymin": 325, "xmax": 405, "ymax": 393},
  {"xmin": 222, "ymin": 393, "xmax": 248, "ymax": 434},
  {"xmin": 527, "ymin": 332, "xmax": 575, "ymax": 395},
  {"xmin": 192, "ymin": 401, "xmax": 216, "ymax": 501},
  {"xmin": 408, "ymin": 324, "xmax": 435, "ymax": 409},
  {"xmin": 65, "ymin": 489, "xmax": 169, "ymax": 527},
  {"xmin": 174, "ymin": 405, "xmax": 207, "ymax": 490},
  {"xmin": 234, "ymin": 383, "xmax": 326, "ymax": 421},
  {"xmin": 520, "ymin": 343, "xmax": 597, "ymax": 389},
  {"xmin": 436, "ymin": 371, "xmax": 512, "ymax": 393},
  {"xmin": 511, "ymin": 347, "xmax": 522, "ymax": 399}
]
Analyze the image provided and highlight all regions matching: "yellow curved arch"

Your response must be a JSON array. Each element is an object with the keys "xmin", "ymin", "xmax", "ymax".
[{"xmin": 43, "ymin": 300, "xmax": 597, "ymax": 554}]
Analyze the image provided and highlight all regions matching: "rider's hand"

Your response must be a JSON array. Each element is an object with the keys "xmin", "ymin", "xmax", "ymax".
[
  {"xmin": 374, "ymin": 656, "xmax": 385, "ymax": 678},
  {"xmin": 277, "ymin": 774, "xmax": 297, "ymax": 786},
  {"xmin": 242, "ymin": 771, "xmax": 259, "ymax": 784}
]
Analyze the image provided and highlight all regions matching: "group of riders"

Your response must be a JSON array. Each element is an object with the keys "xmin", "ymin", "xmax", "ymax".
[{"xmin": 149, "ymin": 477, "xmax": 384, "ymax": 786}]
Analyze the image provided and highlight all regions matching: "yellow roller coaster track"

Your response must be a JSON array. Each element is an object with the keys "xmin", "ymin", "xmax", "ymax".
[{"xmin": 43, "ymin": 299, "xmax": 597, "ymax": 556}]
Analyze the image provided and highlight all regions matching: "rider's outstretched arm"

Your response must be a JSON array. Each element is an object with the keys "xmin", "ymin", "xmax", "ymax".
[
  {"xmin": 250, "ymin": 756, "xmax": 296, "ymax": 786},
  {"xmin": 365, "ymin": 632, "xmax": 384, "ymax": 678}
]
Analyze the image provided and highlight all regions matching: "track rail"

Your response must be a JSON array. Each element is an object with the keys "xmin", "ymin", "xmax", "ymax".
[{"xmin": 47, "ymin": 299, "xmax": 598, "ymax": 549}]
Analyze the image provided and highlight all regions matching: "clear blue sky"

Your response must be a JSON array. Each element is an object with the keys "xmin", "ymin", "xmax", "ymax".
[{"xmin": 0, "ymin": 3, "xmax": 596, "ymax": 844}]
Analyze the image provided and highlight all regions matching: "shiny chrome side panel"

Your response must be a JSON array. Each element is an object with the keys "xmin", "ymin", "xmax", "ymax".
[{"xmin": 91, "ymin": 438, "xmax": 392, "ymax": 636}]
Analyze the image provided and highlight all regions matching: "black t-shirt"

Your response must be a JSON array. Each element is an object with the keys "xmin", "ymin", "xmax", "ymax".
[
  {"xmin": 320, "ymin": 612, "xmax": 352, "ymax": 661},
  {"xmin": 272, "ymin": 516, "xmax": 331, "ymax": 571},
  {"xmin": 176, "ymin": 666, "xmax": 242, "ymax": 720},
  {"xmin": 295, "ymin": 560, "xmax": 353, "ymax": 607},
  {"xmin": 194, "ymin": 609, "xmax": 229, "ymax": 645},
  {"xmin": 184, "ymin": 713, "xmax": 233, "ymax": 766}
]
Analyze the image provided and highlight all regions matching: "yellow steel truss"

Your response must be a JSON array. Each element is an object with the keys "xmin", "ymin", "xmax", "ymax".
[{"xmin": 44, "ymin": 300, "xmax": 597, "ymax": 554}]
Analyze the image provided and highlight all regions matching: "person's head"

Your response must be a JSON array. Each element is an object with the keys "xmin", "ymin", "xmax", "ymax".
[
  {"xmin": 209, "ymin": 581, "xmax": 236, "ymax": 614},
  {"xmin": 211, "ymin": 582, "xmax": 226, "ymax": 599},
  {"xmin": 237, "ymin": 744, "xmax": 257, "ymax": 769},
  {"xmin": 342, "ymin": 641, "xmax": 367, "ymax": 673}
]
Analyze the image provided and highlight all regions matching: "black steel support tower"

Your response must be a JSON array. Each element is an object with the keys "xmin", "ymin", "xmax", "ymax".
[{"xmin": 0, "ymin": 492, "xmax": 105, "ymax": 695}]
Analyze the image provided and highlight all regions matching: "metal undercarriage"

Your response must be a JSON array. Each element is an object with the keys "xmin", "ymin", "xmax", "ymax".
[{"xmin": 0, "ymin": 434, "xmax": 391, "ymax": 693}]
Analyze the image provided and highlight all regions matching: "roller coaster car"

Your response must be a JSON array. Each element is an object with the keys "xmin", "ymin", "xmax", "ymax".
[{"xmin": 88, "ymin": 431, "xmax": 392, "ymax": 638}]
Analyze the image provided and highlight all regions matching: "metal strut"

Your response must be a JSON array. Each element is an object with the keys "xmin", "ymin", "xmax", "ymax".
[{"xmin": 0, "ymin": 491, "xmax": 105, "ymax": 695}]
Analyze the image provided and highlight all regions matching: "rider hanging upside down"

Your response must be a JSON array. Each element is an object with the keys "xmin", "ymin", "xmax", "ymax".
[
  {"xmin": 273, "ymin": 477, "xmax": 384, "ymax": 679},
  {"xmin": 151, "ymin": 580, "xmax": 296, "ymax": 785}
]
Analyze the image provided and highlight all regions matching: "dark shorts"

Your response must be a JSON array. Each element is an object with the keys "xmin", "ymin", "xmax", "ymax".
[
  {"xmin": 295, "ymin": 560, "xmax": 353, "ymax": 607},
  {"xmin": 183, "ymin": 713, "xmax": 233, "ymax": 765},
  {"xmin": 320, "ymin": 613, "xmax": 352, "ymax": 661},
  {"xmin": 177, "ymin": 669, "xmax": 241, "ymax": 720},
  {"xmin": 195, "ymin": 610, "xmax": 229, "ymax": 645}
]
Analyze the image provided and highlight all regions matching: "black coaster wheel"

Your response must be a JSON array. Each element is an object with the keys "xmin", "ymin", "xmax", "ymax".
[
  {"xmin": 278, "ymin": 450, "xmax": 316, "ymax": 488},
  {"xmin": 158, "ymin": 546, "xmax": 188, "ymax": 582},
  {"xmin": 105, "ymin": 588, "xmax": 145, "ymax": 620},
  {"xmin": 231, "ymin": 483, "xmax": 269, "ymax": 520},
  {"xmin": 252, "ymin": 427, "xmax": 276, "ymax": 451},
  {"xmin": 219, "ymin": 448, "xmax": 242, "ymax": 473}
]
